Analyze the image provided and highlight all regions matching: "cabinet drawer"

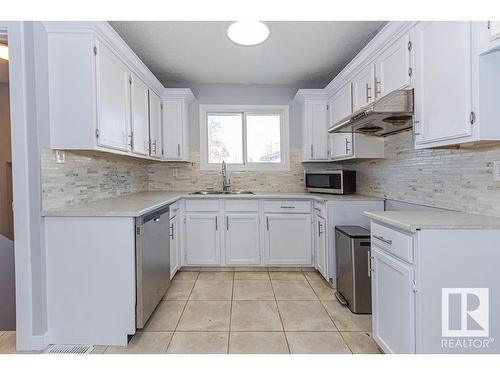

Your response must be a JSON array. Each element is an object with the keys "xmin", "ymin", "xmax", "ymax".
[
  {"xmin": 371, "ymin": 221, "xmax": 413, "ymax": 263},
  {"xmin": 263, "ymin": 200, "xmax": 311, "ymax": 213},
  {"xmin": 185, "ymin": 199, "xmax": 219, "ymax": 212},
  {"xmin": 313, "ymin": 201, "xmax": 326, "ymax": 218},
  {"xmin": 224, "ymin": 199, "xmax": 259, "ymax": 212}
]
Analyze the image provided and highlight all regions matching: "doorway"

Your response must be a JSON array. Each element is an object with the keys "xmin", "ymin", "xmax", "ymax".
[{"xmin": 0, "ymin": 35, "xmax": 15, "ymax": 331}]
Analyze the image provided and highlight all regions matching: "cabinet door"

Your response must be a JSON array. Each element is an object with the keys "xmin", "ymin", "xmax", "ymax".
[
  {"xmin": 371, "ymin": 246, "xmax": 416, "ymax": 354},
  {"xmin": 305, "ymin": 100, "xmax": 328, "ymax": 160},
  {"xmin": 375, "ymin": 33, "xmax": 411, "ymax": 99},
  {"xmin": 414, "ymin": 22, "xmax": 473, "ymax": 146},
  {"xmin": 264, "ymin": 214, "xmax": 312, "ymax": 265},
  {"xmin": 95, "ymin": 42, "xmax": 130, "ymax": 151},
  {"xmin": 352, "ymin": 64, "xmax": 375, "ymax": 112},
  {"xmin": 130, "ymin": 73, "xmax": 150, "ymax": 155},
  {"xmin": 162, "ymin": 99, "xmax": 183, "ymax": 159},
  {"xmin": 149, "ymin": 90, "xmax": 162, "ymax": 158},
  {"xmin": 329, "ymin": 132, "xmax": 353, "ymax": 160},
  {"xmin": 329, "ymin": 83, "xmax": 352, "ymax": 126},
  {"xmin": 489, "ymin": 21, "xmax": 500, "ymax": 41},
  {"xmin": 185, "ymin": 213, "xmax": 220, "ymax": 265},
  {"xmin": 225, "ymin": 214, "xmax": 260, "ymax": 265},
  {"xmin": 169, "ymin": 215, "xmax": 179, "ymax": 279},
  {"xmin": 315, "ymin": 215, "xmax": 327, "ymax": 280}
]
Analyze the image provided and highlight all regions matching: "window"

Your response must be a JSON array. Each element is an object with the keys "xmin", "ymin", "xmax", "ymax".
[{"xmin": 200, "ymin": 105, "xmax": 289, "ymax": 170}]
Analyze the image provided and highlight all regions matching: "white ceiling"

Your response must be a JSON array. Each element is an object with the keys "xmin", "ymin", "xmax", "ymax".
[{"xmin": 110, "ymin": 21, "xmax": 386, "ymax": 86}]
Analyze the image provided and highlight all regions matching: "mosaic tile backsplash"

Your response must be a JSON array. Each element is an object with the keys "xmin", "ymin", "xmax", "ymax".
[
  {"xmin": 346, "ymin": 131, "xmax": 500, "ymax": 216},
  {"xmin": 41, "ymin": 133, "xmax": 500, "ymax": 217},
  {"xmin": 41, "ymin": 149, "xmax": 148, "ymax": 210}
]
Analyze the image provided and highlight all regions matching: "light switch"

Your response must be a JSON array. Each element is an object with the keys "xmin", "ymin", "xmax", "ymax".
[
  {"xmin": 494, "ymin": 161, "xmax": 500, "ymax": 182},
  {"xmin": 55, "ymin": 150, "xmax": 65, "ymax": 164}
]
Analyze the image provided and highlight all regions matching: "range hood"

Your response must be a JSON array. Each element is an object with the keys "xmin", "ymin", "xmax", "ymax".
[{"xmin": 328, "ymin": 89, "xmax": 414, "ymax": 137}]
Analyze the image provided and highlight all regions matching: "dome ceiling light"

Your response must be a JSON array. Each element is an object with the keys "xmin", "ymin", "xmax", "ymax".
[{"xmin": 227, "ymin": 21, "xmax": 270, "ymax": 46}]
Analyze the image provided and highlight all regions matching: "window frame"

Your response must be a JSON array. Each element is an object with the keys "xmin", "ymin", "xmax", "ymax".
[{"xmin": 199, "ymin": 104, "xmax": 290, "ymax": 171}]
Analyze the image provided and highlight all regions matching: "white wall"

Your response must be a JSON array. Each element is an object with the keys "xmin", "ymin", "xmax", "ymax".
[{"xmin": 167, "ymin": 83, "xmax": 320, "ymax": 150}]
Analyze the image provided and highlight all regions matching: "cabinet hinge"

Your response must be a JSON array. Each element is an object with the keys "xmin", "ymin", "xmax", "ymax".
[
  {"xmin": 95, "ymin": 128, "xmax": 99, "ymax": 138},
  {"xmin": 326, "ymin": 104, "xmax": 329, "ymax": 110},
  {"xmin": 412, "ymin": 280, "xmax": 418, "ymax": 293},
  {"xmin": 184, "ymin": 253, "xmax": 187, "ymax": 262},
  {"xmin": 407, "ymin": 41, "xmax": 412, "ymax": 51},
  {"xmin": 161, "ymin": 103, "xmax": 163, "ymax": 110},
  {"xmin": 470, "ymin": 111, "xmax": 476, "ymax": 125},
  {"xmin": 408, "ymin": 67, "xmax": 413, "ymax": 77},
  {"xmin": 129, "ymin": 77, "xmax": 132, "ymax": 85},
  {"xmin": 93, "ymin": 46, "xmax": 97, "ymax": 55},
  {"xmin": 487, "ymin": 21, "xmax": 491, "ymax": 30},
  {"xmin": 161, "ymin": 148, "xmax": 164, "ymax": 156}
]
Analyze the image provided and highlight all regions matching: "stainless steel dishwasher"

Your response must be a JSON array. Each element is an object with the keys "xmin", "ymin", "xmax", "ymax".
[{"xmin": 135, "ymin": 205, "xmax": 170, "ymax": 328}]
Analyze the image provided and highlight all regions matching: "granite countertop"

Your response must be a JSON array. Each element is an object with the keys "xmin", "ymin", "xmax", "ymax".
[
  {"xmin": 41, "ymin": 191, "xmax": 384, "ymax": 217},
  {"xmin": 364, "ymin": 210, "xmax": 500, "ymax": 232}
]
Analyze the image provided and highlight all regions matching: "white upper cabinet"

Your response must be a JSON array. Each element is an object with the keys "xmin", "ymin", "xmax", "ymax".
[
  {"xmin": 162, "ymin": 89, "xmax": 195, "ymax": 161},
  {"xmin": 329, "ymin": 132, "xmax": 384, "ymax": 161},
  {"xmin": 374, "ymin": 32, "xmax": 412, "ymax": 99},
  {"xmin": 413, "ymin": 22, "xmax": 474, "ymax": 147},
  {"xmin": 295, "ymin": 90, "xmax": 329, "ymax": 161},
  {"xmin": 95, "ymin": 41, "xmax": 131, "ymax": 152},
  {"xmin": 148, "ymin": 90, "xmax": 162, "ymax": 159},
  {"xmin": 352, "ymin": 64, "xmax": 375, "ymax": 112},
  {"xmin": 328, "ymin": 83, "xmax": 352, "ymax": 126},
  {"xmin": 130, "ymin": 73, "xmax": 150, "ymax": 155},
  {"xmin": 45, "ymin": 22, "xmax": 165, "ymax": 160}
]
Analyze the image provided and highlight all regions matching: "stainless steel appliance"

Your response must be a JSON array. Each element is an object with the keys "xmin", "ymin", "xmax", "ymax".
[
  {"xmin": 135, "ymin": 205, "xmax": 170, "ymax": 328},
  {"xmin": 335, "ymin": 226, "xmax": 372, "ymax": 314},
  {"xmin": 305, "ymin": 170, "xmax": 356, "ymax": 195},
  {"xmin": 328, "ymin": 89, "xmax": 414, "ymax": 137}
]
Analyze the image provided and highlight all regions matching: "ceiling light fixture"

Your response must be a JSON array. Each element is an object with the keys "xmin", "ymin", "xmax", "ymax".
[
  {"xmin": 227, "ymin": 21, "xmax": 269, "ymax": 46},
  {"xmin": 0, "ymin": 44, "xmax": 8, "ymax": 61}
]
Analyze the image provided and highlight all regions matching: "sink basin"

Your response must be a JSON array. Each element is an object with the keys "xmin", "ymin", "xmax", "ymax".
[
  {"xmin": 190, "ymin": 190, "xmax": 254, "ymax": 195},
  {"xmin": 190, "ymin": 190, "xmax": 224, "ymax": 195}
]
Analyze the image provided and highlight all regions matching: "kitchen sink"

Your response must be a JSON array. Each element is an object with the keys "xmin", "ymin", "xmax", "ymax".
[{"xmin": 190, "ymin": 190, "xmax": 254, "ymax": 195}]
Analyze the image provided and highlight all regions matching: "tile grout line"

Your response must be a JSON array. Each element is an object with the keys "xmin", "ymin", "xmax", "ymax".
[
  {"xmin": 304, "ymin": 273, "xmax": 342, "ymax": 332},
  {"xmin": 164, "ymin": 271, "xmax": 200, "ymax": 353},
  {"xmin": 227, "ymin": 271, "xmax": 235, "ymax": 354},
  {"xmin": 337, "ymin": 331, "xmax": 354, "ymax": 354},
  {"xmin": 269, "ymin": 272, "xmax": 291, "ymax": 354}
]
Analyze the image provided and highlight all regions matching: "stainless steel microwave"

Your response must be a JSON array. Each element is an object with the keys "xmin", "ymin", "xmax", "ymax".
[{"xmin": 305, "ymin": 170, "xmax": 356, "ymax": 195}]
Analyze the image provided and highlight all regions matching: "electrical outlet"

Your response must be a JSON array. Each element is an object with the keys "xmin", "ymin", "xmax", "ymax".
[
  {"xmin": 494, "ymin": 161, "xmax": 500, "ymax": 182},
  {"xmin": 55, "ymin": 150, "xmax": 65, "ymax": 164},
  {"xmin": 172, "ymin": 168, "xmax": 178, "ymax": 177}
]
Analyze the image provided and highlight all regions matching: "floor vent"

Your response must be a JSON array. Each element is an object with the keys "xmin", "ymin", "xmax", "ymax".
[{"xmin": 43, "ymin": 345, "xmax": 94, "ymax": 354}]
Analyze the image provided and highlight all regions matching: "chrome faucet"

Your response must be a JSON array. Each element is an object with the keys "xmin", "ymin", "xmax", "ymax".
[{"xmin": 221, "ymin": 160, "xmax": 231, "ymax": 192}]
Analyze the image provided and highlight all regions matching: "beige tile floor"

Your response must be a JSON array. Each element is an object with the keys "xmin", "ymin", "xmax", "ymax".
[{"xmin": 0, "ymin": 268, "xmax": 382, "ymax": 355}]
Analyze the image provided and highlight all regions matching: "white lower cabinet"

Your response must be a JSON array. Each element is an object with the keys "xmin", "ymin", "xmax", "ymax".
[
  {"xmin": 371, "ymin": 246, "xmax": 415, "ymax": 354},
  {"xmin": 184, "ymin": 213, "xmax": 220, "ymax": 265},
  {"xmin": 264, "ymin": 214, "xmax": 312, "ymax": 265},
  {"xmin": 314, "ymin": 214, "xmax": 327, "ymax": 279},
  {"xmin": 169, "ymin": 214, "xmax": 180, "ymax": 279},
  {"xmin": 225, "ymin": 214, "xmax": 261, "ymax": 265}
]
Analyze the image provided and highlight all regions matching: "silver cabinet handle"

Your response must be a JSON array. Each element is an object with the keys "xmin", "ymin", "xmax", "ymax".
[
  {"xmin": 215, "ymin": 216, "xmax": 218, "ymax": 231},
  {"xmin": 226, "ymin": 216, "xmax": 229, "ymax": 231},
  {"xmin": 345, "ymin": 138, "xmax": 351, "ymax": 155},
  {"xmin": 280, "ymin": 206, "xmax": 296, "ymax": 209},
  {"xmin": 373, "ymin": 235, "xmax": 392, "ymax": 245},
  {"xmin": 266, "ymin": 216, "xmax": 269, "ymax": 231},
  {"xmin": 367, "ymin": 250, "xmax": 371, "ymax": 277},
  {"xmin": 177, "ymin": 144, "xmax": 181, "ymax": 157},
  {"xmin": 310, "ymin": 144, "xmax": 313, "ymax": 158},
  {"xmin": 169, "ymin": 223, "xmax": 174, "ymax": 240},
  {"xmin": 318, "ymin": 221, "xmax": 323, "ymax": 237},
  {"xmin": 366, "ymin": 83, "xmax": 372, "ymax": 102},
  {"xmin": 375, "ymin": 78, "xmax": 381, "ymax": 96}
]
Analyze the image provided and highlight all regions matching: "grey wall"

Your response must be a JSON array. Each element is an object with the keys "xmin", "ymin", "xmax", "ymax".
[{"xmin": 167, "ymin": 83, "xmax": 320, "ymax": 150}]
